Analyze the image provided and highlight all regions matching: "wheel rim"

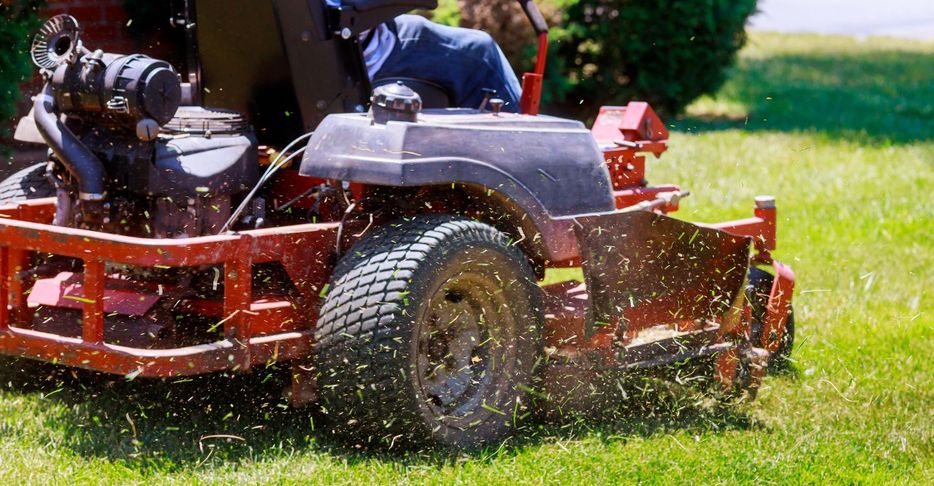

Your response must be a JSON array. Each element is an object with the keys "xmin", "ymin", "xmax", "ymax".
[{"xmin": 415, "ymin": 271, "xmax": 515, "ymax": 418}]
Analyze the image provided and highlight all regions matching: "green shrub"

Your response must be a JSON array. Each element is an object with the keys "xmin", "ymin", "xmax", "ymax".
[
  {"xmin": 0, "ymin": 1, "xmax": 43, "ymax": 141},
  {"xmin": 451, "ymin": 0, "xmax": 755, "ymax": 117},
  {"xmin": 548, "ymin": 0, "xmax": 757, "ymax": 117},
  {"xmin": 430, "ymin": 0, "xmax": 462, "ymax": 27}
]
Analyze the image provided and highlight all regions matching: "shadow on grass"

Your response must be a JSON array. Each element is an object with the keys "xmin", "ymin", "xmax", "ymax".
[
  {"xmin": 0, "ymin": 356, "xmax": 765, "ymax": 472},
  {"xmin": 671, "ymin": 48, "xmax": 934, "ymax": 144}
]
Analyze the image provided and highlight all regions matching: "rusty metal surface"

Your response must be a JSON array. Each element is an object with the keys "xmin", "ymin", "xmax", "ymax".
[{"xmin": 573, "ymin": 210, "xmax": 752, "ymax": 340}]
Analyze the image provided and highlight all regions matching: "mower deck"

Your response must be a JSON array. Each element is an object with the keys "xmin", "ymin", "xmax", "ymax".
[
  {"xmin": 0, "ymin": 194, "xmax": 792, "ymax": 382},
  {"xmin": 542, "ymin": 281, "xmax": 732, "ymax": 367}
]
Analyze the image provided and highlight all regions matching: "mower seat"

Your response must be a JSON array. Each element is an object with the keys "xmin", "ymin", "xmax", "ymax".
[{"xmin": 373, "ymin": 77, "xmax": 451, "ymax": 108}]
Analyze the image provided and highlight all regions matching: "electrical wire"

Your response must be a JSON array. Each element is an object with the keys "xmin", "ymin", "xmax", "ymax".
[
  {"xmin": 219, "ymin": 131, "xmax": 314, "ymax": 233},
  {"xmin": 221, "ymin": 147, "xmax": 306, "ymax": 233}
]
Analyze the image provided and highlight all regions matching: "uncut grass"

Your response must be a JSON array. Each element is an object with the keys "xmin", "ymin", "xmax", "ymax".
[{"xmin": 0, "ymin": 33, "xmax": 931, "ymax": 483}]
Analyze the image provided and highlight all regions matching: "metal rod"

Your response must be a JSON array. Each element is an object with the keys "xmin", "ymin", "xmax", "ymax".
[
  {"xmin": 0, "ymin": 247, "xmax": 9, "ymax": 331},
  {"xmin": 82, "ymin": 260, "xmax": 106, "ymax": 343},
  {"xmin": 620, "ymin": 190, "xmax": 691, "ymax": 213}
]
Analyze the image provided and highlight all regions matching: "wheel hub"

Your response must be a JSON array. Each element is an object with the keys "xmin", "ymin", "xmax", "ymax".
[{"xmin": 419, "ymin": 286, "xmax": 492, "ymax": 413}]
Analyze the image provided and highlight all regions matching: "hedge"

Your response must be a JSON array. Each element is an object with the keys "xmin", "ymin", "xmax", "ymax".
[
  {"xmin": 0, "ymin": 0, "xmax": 43, "ymax": 144},
  {"xmin": 457, "ymin": 0, "xmax": 758, "ymax": 117}
]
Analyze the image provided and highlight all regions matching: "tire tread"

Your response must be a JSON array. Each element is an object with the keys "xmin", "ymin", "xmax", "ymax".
[{"xmin": 314, "ymin": 215, "xmax": 539, "ymax": 448}]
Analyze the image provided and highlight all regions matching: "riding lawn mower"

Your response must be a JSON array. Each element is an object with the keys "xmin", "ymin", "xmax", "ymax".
[{"xmin": 0, "ymin": 0, "xmax": 795, "ymax": 449}]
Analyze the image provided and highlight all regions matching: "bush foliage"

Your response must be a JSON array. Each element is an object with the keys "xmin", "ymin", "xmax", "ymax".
[
  {"xmin": 0, "ymin": 1, "xmax": 43, "ymax": 140},
  {"xmin": 456, "ymin": 0, "xmax": 757, "ymax": 117},
  {"xmin": 549, "ymin": 0, "xmax": 758, "ymax": 116}
]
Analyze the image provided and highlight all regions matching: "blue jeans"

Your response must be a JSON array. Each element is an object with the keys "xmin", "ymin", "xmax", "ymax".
[{"xmin": 373, "ymin": 15, "xmax": 523, "ymax": 111}]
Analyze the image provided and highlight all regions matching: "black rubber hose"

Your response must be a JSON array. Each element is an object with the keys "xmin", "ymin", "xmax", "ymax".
[
  {"xmin": 33, "ymin": 82, "xmax": 107, "ymax": 200},
  {"xmin": 517, "ymin": 0, "xmax": 549, "ymax": 35}
]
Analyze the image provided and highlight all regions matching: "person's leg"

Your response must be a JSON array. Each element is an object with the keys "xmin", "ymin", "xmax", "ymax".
[{"xmin": 373, "ymin": 15, "xmax": 522, "ymax": 111}]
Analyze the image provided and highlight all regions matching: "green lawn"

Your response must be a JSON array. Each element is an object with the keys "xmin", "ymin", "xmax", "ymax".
[{"xmin": 1, "ymin": 33, "xmax": 931, "ymax": 484}]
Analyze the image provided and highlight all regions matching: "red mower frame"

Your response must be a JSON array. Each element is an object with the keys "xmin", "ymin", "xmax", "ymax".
[
  {"xmin": 0, "ymin": 100, "xmax": 794, "ymax": 400},
  {"xmin": 0, "ymin": 0, "xmax": 795, "ymax": 419}
]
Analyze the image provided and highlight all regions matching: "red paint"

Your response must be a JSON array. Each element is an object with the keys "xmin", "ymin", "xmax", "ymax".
[
  {"xmin": 0, "ymin": 192, "xmax": 794, "ymax": 384},
  {"xmin": 763, "ymin": 260, "xmax": 795, "ymax": 352},
  {"xmin": 0, "ymin": 199, "xmax": 337, "ymax": 376},
  {"xmin": 28, "ymin": 272, "xmax": 162, "ymax": 316},
  {"xmin": 519, "ymin": 32, "xmax": 548, "ymax": 115},
  {"xmin": 603, "ymin": 148, "xmax": 647, "ymax": 189},
  {"xmin": 613, "ymin": 185, "xmax": 682, "ymax": 211},
  {"xmin": 534, "ymin": 32, "xmax": 548, "ymax": 76},
  {"xmin": 592, "ymin": 103, "xmax": 669, "ymax": 153},
  {"xmin": 707, "ymin": 202, "xmax": 777, "ymax": 255}
]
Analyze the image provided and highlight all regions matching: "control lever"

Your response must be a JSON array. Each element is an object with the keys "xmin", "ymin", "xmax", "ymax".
[
  {"xmin": 478, "ymin": 88, "xmax": 497, "ymax": 111},
  {"xmin": 517, "ymin": 0, "xmax": 549, "ymax": 35},
  {"xmin": 620, "ymin": 191, "xmax": 691, "ymax": 213}
]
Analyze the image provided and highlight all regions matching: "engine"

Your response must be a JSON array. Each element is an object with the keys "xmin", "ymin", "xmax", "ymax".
[{"xmin": 30, "ymin": 15, "xmax": 258, "ymax": 238}]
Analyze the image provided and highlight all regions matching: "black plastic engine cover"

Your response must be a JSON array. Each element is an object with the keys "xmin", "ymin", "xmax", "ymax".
[
  {"xmin": 75, "ymin": 123, "xmax": 257, "ymax": 199},
  {"xmin": 299, "ymin": 110, "xmax": 616, "ymax": 258},
  {"xmin": 150, "ymin": 135, "xmax": 259, "ymax": 198}
]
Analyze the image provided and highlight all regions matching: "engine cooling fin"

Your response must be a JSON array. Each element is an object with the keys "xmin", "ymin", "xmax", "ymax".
[
  {"xmin": 31, "ymin": 14, "xmax": 81, "ymax": 70},
  {"xmin": 163, "ymin": 106, "xmax": 250, "ymax": 136}
]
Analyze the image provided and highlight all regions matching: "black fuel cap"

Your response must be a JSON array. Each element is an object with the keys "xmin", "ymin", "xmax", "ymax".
[{"xmin": 371, "ymin": 81, "xmax": 421, "ymax": 124}]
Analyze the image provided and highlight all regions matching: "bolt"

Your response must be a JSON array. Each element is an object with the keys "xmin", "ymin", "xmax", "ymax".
[{"xmin": 490, "ymin": 98, "xmax": 504, "ymax": 115}]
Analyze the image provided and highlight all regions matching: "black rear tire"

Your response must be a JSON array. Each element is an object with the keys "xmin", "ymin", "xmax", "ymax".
[
  {"xmin": 746, "ymin": 267, "xmax": 795, "ymax": 371},
  {"xmin": 314, "ymin": 216, "xmax": 543, "ymax": 450},
  {"xmin": 0, "ymin": 162, "xmax": 54, "ymax": 204}
]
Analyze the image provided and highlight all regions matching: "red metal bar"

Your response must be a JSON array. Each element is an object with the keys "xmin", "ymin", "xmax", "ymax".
[
  {"xmin": 0, "ymin": 198, "xmax": 56, "ymax": 222},
  {"xmin": 762, "ymin": 260, "xmax": 795, "ymax": 352},
  {"xmin": 82, "ymin": 260, "xmax": 106, "ymax": 343},
  {"xmin": 0, "ymin": 217, "xmax": 338, "ymax": 266},
  {"xmin": 0, "ymin": 247, "xmax": 8, "ymax": 332},
  {"xmin": 224, "ymin": 236, "xmax": 253, "ymax": 340},
  {"xmin": 534, "ymin": 31, "xmax": 548, "ymax": 76},
  {"xmin": 613, "ymin": 185, "xmax": 681, "ymax": 211},
  {"xmin": 0, "ymin": 219, "xmax": 240, "ymax": 266},
  {"xmin": 8, "ymin": 249, "xmax": 30, "ymax": 326},
  {"xmin": 0, "ymin": 326, "xmax": 313, "ymax": 377},
  {"xmin": 225, "ymin": 236, "xmax": 254, "ymax": 371},
  {"xmin": 0, "ymin": 199, "xmax": 50, "ymax": 328},
  {"xmin": 0, "ymin": 209, "xmax": 339, "ymax": 376},
  {"xmin": 706, "ymin": 197, "xmax": 777, "ymax": 253},
  {"xmin": 519, "ymin": 73, "xmax": 543, "ymax": 115},
  {"xmin": 519, "ymin": 32, "xmax": 548, "ymax": 115}
]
